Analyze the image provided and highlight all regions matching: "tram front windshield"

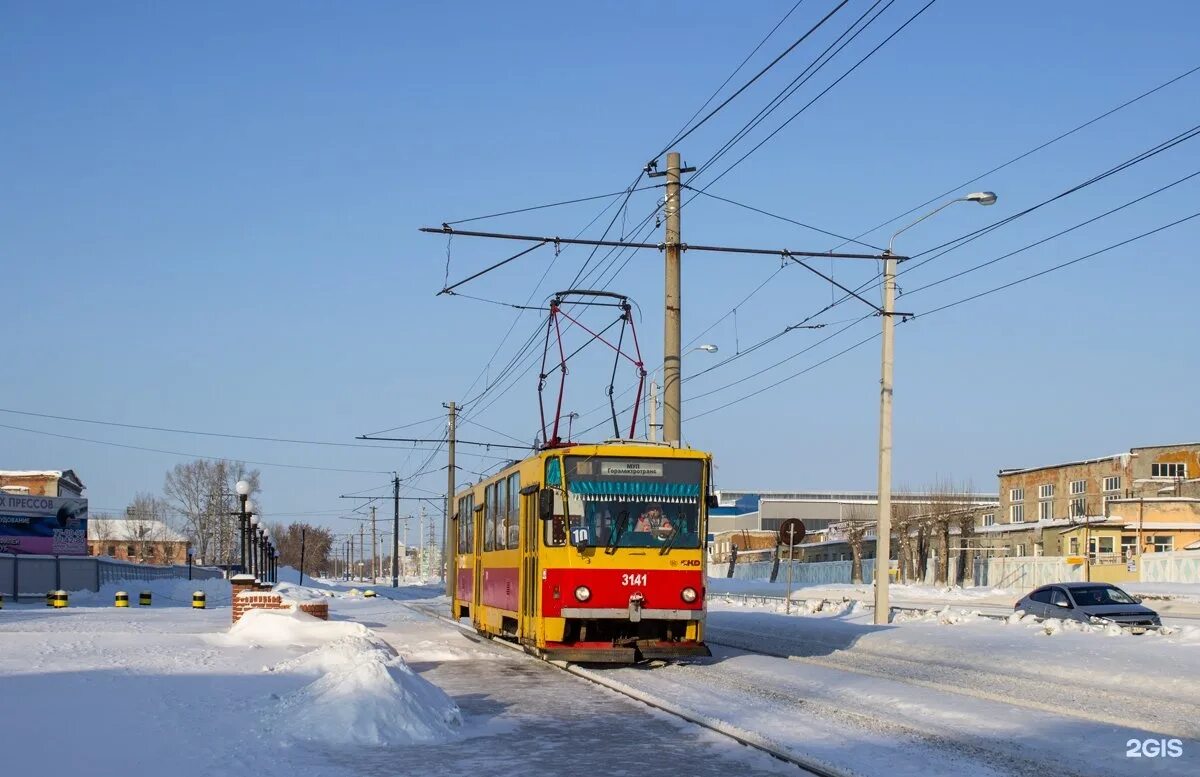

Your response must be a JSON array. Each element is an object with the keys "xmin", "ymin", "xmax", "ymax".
[
  {"xmin": 575, "ymin": 500, "xmax": 701, "ymax": 549},
  {"xmin": 564, "ymin": 456, "xmax": 703, "ymax": 549}
]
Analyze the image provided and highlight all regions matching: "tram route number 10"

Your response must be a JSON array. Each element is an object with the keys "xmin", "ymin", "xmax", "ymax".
[{"xmin": 621, "ymin": 573, "xmax": 648, "ymax": 587}]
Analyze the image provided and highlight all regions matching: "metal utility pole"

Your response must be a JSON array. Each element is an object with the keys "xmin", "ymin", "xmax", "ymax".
[
  {"xmin": 392, "ymin": 474, "xmax": 401, "ymax": 587},
  {"xmin": 649, "ymin": 151, "xmax": 694, "ymax": 446},
  {"xmin": 299, "ymin": 528, "xmax": 307, "ymax": 586},
  {"xmin": 358, "ymin": 524, "xmax": 365, "ymax": 582},
  {"xmin": 370, "ymin": 506, "xmax": 378, "ymax": 584},
  {"xmin": 445, "ymin": 401, "xmax": 456, "ymax": 591}
]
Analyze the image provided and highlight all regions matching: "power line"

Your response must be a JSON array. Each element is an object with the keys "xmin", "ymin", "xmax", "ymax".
[
  {"xmin": 655, "ymin": 0, "xmax": 852, "ymax": 157},
  {"xmin": 685, "ymin": 208, "xmax": 1200, "ymax": 421},
  {"xmin": 902, "ymin": 167, "xmax": 1200, "ymax": 297},
  {"xmin": 0, "ymin": 406, "xmax": 446, "ymax": 451},
  {"xmin": 684, "ymin": 186, "xmax": 884, "ymax": 250},
  {"xmin": 0, "ymin": 422, "xmax": 392, "ymax": 474},
  {"xmin": 825, "ymin": 62, "xmax": 1200, "ymax": 253},
  {"xmin": 445, "ymin": 185, "xmax": 661, "ymax": 225},
  {"xmin": 674, "ymin": 63, "xmax": 1200, "ymax": 369}
]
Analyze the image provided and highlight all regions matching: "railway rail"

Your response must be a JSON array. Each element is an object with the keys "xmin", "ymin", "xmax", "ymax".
[{"xmin": 399, "ymin": 599, "xmax": 852, "ymax": 777}]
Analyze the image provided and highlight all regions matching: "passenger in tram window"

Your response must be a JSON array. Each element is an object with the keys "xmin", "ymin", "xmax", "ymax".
[{"xmin": 635, "ymin": 504, "xmax": 671, "ymax": 535}]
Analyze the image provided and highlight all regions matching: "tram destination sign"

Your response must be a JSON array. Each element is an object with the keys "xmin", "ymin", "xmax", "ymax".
[
  {"xmin": 778, "ymin": 518, "xmax": 806, "ymax": 546},
  {"xmin": 599, "ymin": 461, "xmax": 663, "ymax": 478}
]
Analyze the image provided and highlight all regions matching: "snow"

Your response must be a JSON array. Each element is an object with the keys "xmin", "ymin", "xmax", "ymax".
[{"xmin": 226, "ymin": 607, "xmax": 372, "ymax": 647}]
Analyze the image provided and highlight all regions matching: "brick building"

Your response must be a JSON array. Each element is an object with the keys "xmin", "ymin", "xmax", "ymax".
[
  {"xmin": 88, "ymin": 518, "xmax": 190, "ymax": 565},
  {"xmin": 0, "ymin": 469, "xmax": 85, "ymax": 497},
  {"xmin": 975, "ymin": 443, "xmax": 1200, "ymax": 558}
]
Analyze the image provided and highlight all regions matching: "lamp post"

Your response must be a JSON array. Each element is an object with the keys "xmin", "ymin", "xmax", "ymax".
[
  {"xmin": 235, "ymin": 480, "xmax": 251, "ymax": 574},
  {"xmin": 647, "ymin": 344, "xmax": 718, "ymax": 442},
  {"xmin": 248, "ymin": 513, "xmax": 260, "ymax": 579},
  {"xmin": 873, "ymin": 191, "xmax": 997, "ymax": 626}
]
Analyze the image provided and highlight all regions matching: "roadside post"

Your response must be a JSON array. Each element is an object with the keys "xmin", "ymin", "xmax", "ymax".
[{"xmin": 778, "ymin": 519, "xmax": 806, "ymax": 615}]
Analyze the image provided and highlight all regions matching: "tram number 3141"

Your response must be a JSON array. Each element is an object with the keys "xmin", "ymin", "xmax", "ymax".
[{"xmin": 621, "ymin": 573, "xmax": 648, "ymax": 587}]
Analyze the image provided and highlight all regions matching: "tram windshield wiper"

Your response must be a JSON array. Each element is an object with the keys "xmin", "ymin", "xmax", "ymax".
[
  {"xmin": 606, "ymin": 510, "xmax": 629, "ymax": 554},
  {"xmin": 658, "ymin": 521, "xmax": 681, "ymax": 555}
]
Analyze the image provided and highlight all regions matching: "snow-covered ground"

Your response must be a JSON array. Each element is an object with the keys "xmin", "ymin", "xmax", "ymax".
[
  {"xmin": 5, "ymin": 574, "xmax": 1197, "ymax": 776},
  {"xmin": 0, "ymin": 578, "xmax": 792, "ymax": 777},
  {"xmin": 709, "ymin": 576, "xmax": 1200, "ymax": 622}
]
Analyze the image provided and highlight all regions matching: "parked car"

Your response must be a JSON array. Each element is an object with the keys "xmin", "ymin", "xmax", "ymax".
[{"xmin": 1014, "ymin": 582, "xmax": 1161, "ymax": 632}]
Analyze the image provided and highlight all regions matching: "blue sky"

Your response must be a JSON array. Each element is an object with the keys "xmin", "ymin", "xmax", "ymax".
[{"xmin": 4, "ymin": 1, "xmax": 1198, "ymax": 537}]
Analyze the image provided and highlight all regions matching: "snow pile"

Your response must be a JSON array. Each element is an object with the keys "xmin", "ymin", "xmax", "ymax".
[
  {"xmin": 228, "ymin": 608, "xmax": 371, "ymax": 648},
  {"xmin": 273, "ymin": 648, "xmax": 462, "ymax": 746},
  {"xmin": 272, "ymin": 582, "xmax": 329, "ymax": 603},
  {"xmin": 234, "ymin": 607, "xmax": 463, "ymax": 747},
  {"xmin": 275, "ymin": 566, "xmax": 341, "ymax": 592},
  {"xmin": 270, "ymin": 634, "xmax": 398, "ymax": 676},
  {"xmin": 69, "ymin": 576, "xmax": 232, "ymax": 607}
]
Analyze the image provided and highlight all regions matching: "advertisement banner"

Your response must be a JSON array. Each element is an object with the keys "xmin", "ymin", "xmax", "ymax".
[{"xmin": 0, "ymin": 493, "xmax": 89, "ymax": 555}]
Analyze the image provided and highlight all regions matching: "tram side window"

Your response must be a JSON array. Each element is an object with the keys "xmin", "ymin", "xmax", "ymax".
[
  {"xmin": 495, "ymin": 479, "xmax": 508, "ymax": 550},
  {"xmin": 457, "ymin": 497, "xmax": 468, "ymax": 554},
  {"xmin": 484, "ymin": 484, "xmax": 495, "ymax": 552},
  {"xmin": 507, "ymin": 473, "xmax": 521, "ymax": 547},
  {"xmin": 544, "ymin": 457, "xmax": 567, "ymax": 546}
]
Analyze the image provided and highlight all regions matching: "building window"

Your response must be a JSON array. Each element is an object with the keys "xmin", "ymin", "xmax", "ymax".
[
  {"xmin": 1103, "ymin": 476, "xmax": 1121, "ymax": 493},
  {"xmin": 1010, "ymin": 503, "xmax": 1025, "ymax": 523},
  {"xmin": 1070, "ymin": 480, "xmax": 1086, "ymax": 495},
  {"xmin": 1069, "ymin": 537, "xmax": 1079, "ymax": 554},
  {"xmin": 1038, "ymin": 500, "xmax": 1054, "ymax": 521},
  {"xmin": 107, "ymin": 545, "xmax": 116, "ymax": 556},
  {"xmin": 1149, "ymin": 535, "xmax": 1174, "ymax": 552},
  {"xmin": 982, "ymin": 513, "xmax": 995, "ymax": 527},
  {"xmin": 1038, "ymin": 484, "xmax": 1055, "ymax": 499},
  {"xmin": 1015, "ymin": 543, "xmax": 1027, "ymax": 557},
  {"xmin": 1151, "ymin": 462, "xmax": 1188, "ymax": 478},
  {"xmin": 1069, "ymin": 498, "xmax": 1086, "ymax": 518},
  {"xmin": 1009, "ymin": 487, "xmax": 1024, "ymax": 503},
  {"xmin": 126, "ymin": 545, "xmax": 135, "ymax": 556},
  {"xmin": 1121, "ymin": 535, "xmax": 1137, "ymax": 559}
]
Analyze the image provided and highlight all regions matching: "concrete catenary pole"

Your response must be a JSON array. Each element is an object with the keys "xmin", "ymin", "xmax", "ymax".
[
  {"xmin": 444, "ymin": 401, "xmax": 456, "ymax": 590},
  {"xmin": 662, "ymin": 151, "xmax": 683, "ymax": 445},
  {"xmin": 873, "ymin": 250, "xmax": 897, "ymax": 626},
  {"xmin": 370, "ymin": 505, "xmax": 378, "ymax": 584}
]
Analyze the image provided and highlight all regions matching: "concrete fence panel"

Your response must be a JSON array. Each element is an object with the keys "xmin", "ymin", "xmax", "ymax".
[
  {"xmin": 0, "ymin": 554, "xmax": 223, "ymax": 598},
  {"xmin": 1139, "ymin": 551, "xmax": 1200, "ymax": 583},
  {"xmin": 987, "ymin": 556, "xmax": 1082, "ymax": 590}
]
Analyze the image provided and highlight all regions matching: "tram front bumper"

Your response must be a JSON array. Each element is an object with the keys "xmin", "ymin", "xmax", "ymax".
[{"xmin": 559, "ymin": 607, "xmax": 705, "ymax": 621}]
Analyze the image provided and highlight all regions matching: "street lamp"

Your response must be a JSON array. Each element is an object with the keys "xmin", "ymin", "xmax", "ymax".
[
  {"xmin": 647, "ymin": 344, "xmax": 718, "ymax": 442},
  {"xmin": 249, "ymin": 513, "xmax": 260, "ymax": 579},
  {"xmin": 235, "ymin": 480, "xmax": 251, "ymax": 574},
  {"xmin": 873, "ymin": 192, "xmax": 997, "ymax": 626}
]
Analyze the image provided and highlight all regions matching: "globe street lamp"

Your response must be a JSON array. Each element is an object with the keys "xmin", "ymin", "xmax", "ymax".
[
  {"xmin": 873, "ymin": 192, "xmax": 997, "ymax": 626},
  {"xmin": 647, "ymin": 344, "xmax": 718, "ymax": 442}
]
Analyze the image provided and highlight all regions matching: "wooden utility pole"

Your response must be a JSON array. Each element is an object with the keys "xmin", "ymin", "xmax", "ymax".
[
  {"xmin": 445, "ymin": 401, "xmax": 456, "ymax": 591},
  {"xmin": 370, "ymin": 506, "xmax": 378, "ymax": 584},
  {"xmin": 649, "ymin": 151, "xmax": 693, "ymax": 445},
  {"xmin": 358, "ymin": 524, "xmax": 365, "ymax": 582}
]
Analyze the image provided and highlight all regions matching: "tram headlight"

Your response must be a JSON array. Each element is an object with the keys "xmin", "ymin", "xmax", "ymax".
[
  {"xmin": 681, "ymin": 587, "xmax": 698, "ymax": 603},
  {"xmin": 574, "ymin": 585, "xmax": 591, "ymax": 602}
]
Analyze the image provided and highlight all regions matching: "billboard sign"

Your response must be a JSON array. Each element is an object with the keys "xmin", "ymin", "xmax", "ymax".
[{"xmin": 0, "ymin": 493, "xmax": 89, "ymax": 555}]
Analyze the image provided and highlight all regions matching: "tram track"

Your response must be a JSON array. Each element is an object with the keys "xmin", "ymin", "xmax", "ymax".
[{"xmin": 398, "ymin": 600, "xmax": 850, "ymax": 777}]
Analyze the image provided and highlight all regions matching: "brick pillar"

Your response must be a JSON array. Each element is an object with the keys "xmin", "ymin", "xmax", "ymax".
[{"xmin": 230, "ymin": 574, "xmax": 257, "ymax": 624}]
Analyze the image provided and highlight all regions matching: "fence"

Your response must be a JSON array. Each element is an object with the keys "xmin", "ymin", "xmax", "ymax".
[
  {"xmin": 0, "ymin": 554, "xmax": 223, "ymax": 599},
  {"xmin": 1138, "ymin": 551, "xmax": 1200, "ymax": 583},
  {"xmin": 980, "ymin": 556, "xmax": 1082, "ymax": 589},
  {"xmin": 708, "ymin": 558, "xmax": 895, "ymax": 585}
]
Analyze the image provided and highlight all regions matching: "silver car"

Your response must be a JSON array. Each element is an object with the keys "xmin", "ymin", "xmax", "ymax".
[{"xmin": 1014, "ymin": 582, "xmax": 1161, "ymax": 632}]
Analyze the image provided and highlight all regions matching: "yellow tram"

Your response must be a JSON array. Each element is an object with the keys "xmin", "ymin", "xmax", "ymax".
[{"xmin": 451, "ymin": 440, "xmax": 713, "ymax": 663}]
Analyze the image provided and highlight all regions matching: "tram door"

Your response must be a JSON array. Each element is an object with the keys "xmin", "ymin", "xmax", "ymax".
[
  {"xmin": 472, "ymin": 503, "xmax": 484, "ymax": 629},
  {"xmin": 518, "ymin": 490, "xmax": 539, "ymax": 644}
]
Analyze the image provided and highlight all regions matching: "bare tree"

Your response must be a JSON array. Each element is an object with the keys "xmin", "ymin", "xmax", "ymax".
[
  {"xmin": 891, "ymin": 488, "xmax": 921, "ymax": 583},
  {"xmin": 122, "ymin": 492, "xmax": 172, "ymax": 564},
  {"xmin": 269, "ymin": 522, "xmax": 335, "ymax": 575},
  {"xmin": 164, "ymin": 459, "xmax": 260, "ymax": 566},
  {"xmin": 842, "ymin": 505, "xmax": 873, "ymax": 584}
]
